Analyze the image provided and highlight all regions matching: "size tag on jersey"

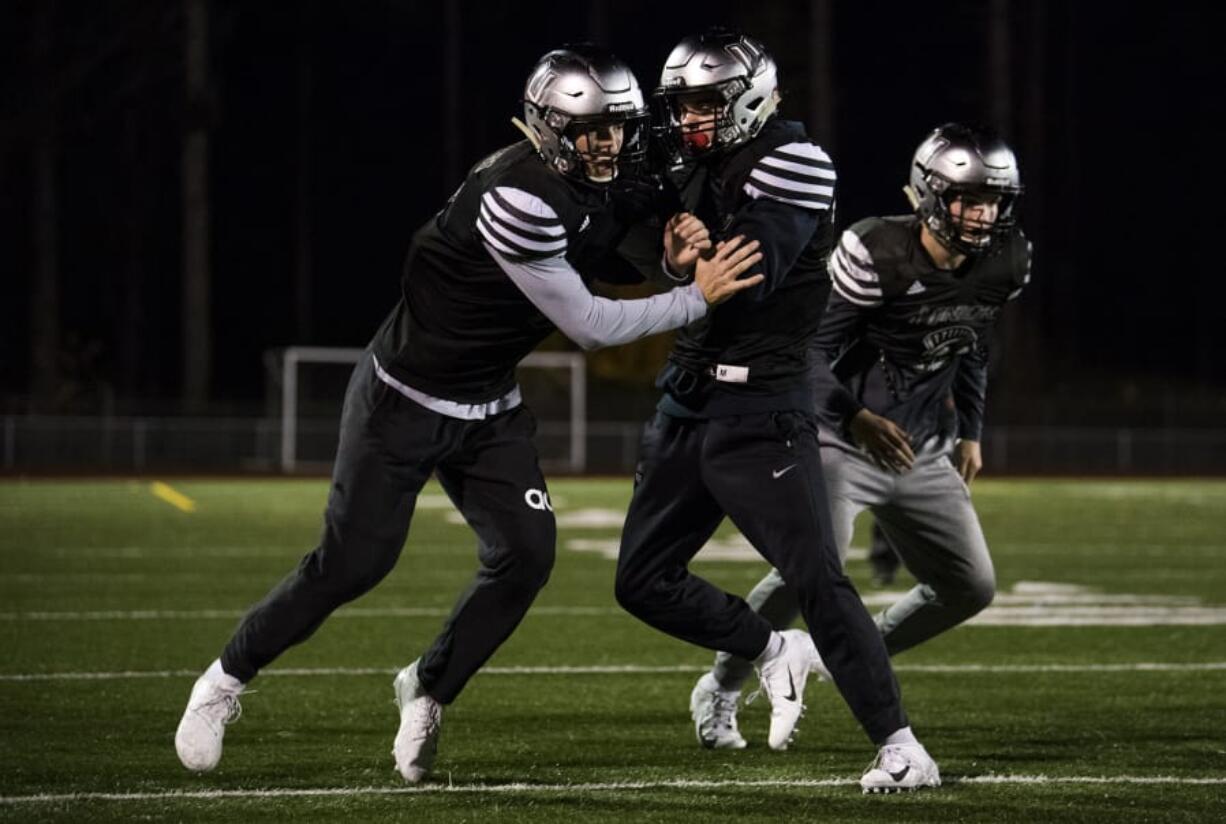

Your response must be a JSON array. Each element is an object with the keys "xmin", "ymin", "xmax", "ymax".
[{"xmin": 714, "ymin": 364, "xmax": 749, "ymax": 384}]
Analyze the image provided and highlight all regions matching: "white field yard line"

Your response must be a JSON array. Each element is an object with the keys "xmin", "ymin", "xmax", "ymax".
[
  {"xmin": 0, "ymin": 606, "xmax": 622, "ymax": 621},
  {"xmin": 2, "ymin": 662, "xmax": 1225, "ymax": 683},
  {"xmin": 27, "ymin": 540, "xmax": 1225, "ymax": 558},
  {"xmin": 2, "ymin": 579, "xmax": 1211, "ymax": 622},
  {"xmin": 965, "ymin": 608, "xmax": 1226, "ymax": 626},
  {"xmin": 6, "ymin": 602, "xmax": 1226, "ymax": 625},
  {"xmin": 3, "ymin": 775, "xmax": 1226, "ymax": 805}
]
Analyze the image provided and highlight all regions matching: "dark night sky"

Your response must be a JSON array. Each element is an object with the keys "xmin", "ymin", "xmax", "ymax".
[{"xmin": 1, "ymin": 1, "xmax": 1223, "ymax": 423}]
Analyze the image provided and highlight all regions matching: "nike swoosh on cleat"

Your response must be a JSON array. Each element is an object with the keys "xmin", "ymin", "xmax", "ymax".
[
  {"xmin": 888, "ymin": 765, "xmax": 911, "ymax": 782},
  {"xmin": 772, "ymin": 464, "xmax": 797, "ymax": 479},
  {"xmin": 783, "ymin": 668, "xmax": 797, "ymax": 702}
]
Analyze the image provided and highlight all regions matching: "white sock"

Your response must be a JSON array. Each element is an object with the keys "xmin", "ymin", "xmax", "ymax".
[
  {"xmin": 699, "ymin": 671, "xmax": 740, "ymax": 695},
  {"xmin": 754, "ymin": 631, "xmax": 785, "ymax": 664},
  {"xmin": 883, "ymin": 726, "xmax": 919, "ymax": 747},
  {"xmin": 205, "ymin": 658, "xmax": 246, "ymax": 692}
]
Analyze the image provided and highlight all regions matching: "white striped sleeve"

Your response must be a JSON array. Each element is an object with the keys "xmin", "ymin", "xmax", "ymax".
[
  {"xmin": 485, "ymin": 246, "xmax": 708, "ymax": 351},
  {"xmin": 743, "ymin": 141, "xmax": 836, "ymax": 211},
  {"xmin": 477, "ymin": 186, "xmax": 568, "ymax": 261},
  {"xmin": 828, "ymin": 229, "xmax": 883, "ymax": 307},
  {"xmin": 1007, "ymin": 238, "xmax": 1033, "ymax": 301}
]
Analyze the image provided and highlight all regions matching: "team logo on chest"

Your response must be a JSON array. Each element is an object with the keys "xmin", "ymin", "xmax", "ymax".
[{"xmin": 918, "ymin": 325, "xmax": 978, "ymax": 372}]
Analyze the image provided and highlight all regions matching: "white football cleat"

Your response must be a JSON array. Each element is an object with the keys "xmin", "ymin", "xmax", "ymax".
[
  {"xmin": 860, "ymin": 742, "xmax": 941, "ymax": 793},
  {"xmin": 690, "ymin": 673, "xmax": 747, "ymax": 750},
  {"xmin": 392, "ymin": 661, "xmax": 442, "ymax": 783},
  {"xmin": 755, "ymin": 629, "xmax": 817, "ymax": 751},
  {"xmin": 175, "ymin": 669, "xmax": 244, "ymax": 772}
]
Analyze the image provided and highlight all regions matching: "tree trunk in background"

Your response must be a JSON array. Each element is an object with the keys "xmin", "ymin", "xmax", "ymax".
[
  {"xmin": 31, "ymin": 0, "xmax": 61, "ymax": 413},
  {"xmin": 121, "ymin": 105, "xmax": 151, "ymax": 401},
  {"xmin": 986, "ymin": 0, "xmax": 1033, "ymax": 399},
  {"xmin": 587, "ymin": 0, "xmax": 609, "ymax": 45},
  {"xmin": 295, "ymin": 1, "xmax": 315, "ymax": 343},
  {"xmin": 182, "ymin": 0, "xmax": 211, "ymax": 411},
  {"xmin": 1057, "ymin": 3, "xmax": 1080, "ymax": 377},
  {"xmin": 808, "ymin": 0, "xmax": 836, "ymax": 153},
  {"xmin": 988, "ymin": 0, "xmax": 1013, "ymax": 136},
  {"xmin": 1016, "ymin": 0, "xmax": 1048, "ymax": 394},
  {"xmin": 443, "ymin": 0, "xmax": 462, "ymax": 191}
]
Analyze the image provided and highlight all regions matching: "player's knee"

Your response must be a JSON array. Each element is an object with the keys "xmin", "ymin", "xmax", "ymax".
[
  {"xmin": 613, "ymin": 563, "xmax": 652, "ymax": 617},
  {"xmin": 517, "ymin": 541, "xmax": 556, "ymax": 590},
  {"xmin": 299, "ymin": 539, "xmax": 400, "ymax": 599},
  {"xmin": 957, "ymin": 572, "xmax": 996, "ymax": 616},
  {"xmin": 774, "ymin": 553, "xmax": 837, "ymax": 598},
  {"xmin": 613, "ymin": 568, "xmax": 639, "ymax": 614},
  {"xmin": 490, "ymin": 514, "xmax": 556, "ymax": 588},
  {"xmin": 493, "ymin": 535, "xmax": 555, "ymax": 597}
]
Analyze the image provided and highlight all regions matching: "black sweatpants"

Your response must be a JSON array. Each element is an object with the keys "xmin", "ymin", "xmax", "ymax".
[
  {"xmin": 220, "ymin": 354, "xmax": 556, "ymax": 703},
  {"xmin": 615, "ymin": 409, "xmax": 908, "ymax": 744}
]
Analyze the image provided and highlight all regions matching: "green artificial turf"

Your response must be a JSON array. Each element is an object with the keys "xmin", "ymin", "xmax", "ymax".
[{"xmin": 1, "ymin": 477, "xmax": 1223, "ymax": 822}]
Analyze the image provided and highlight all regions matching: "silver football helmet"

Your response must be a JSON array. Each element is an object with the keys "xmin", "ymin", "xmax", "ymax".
[
  {"xmin": 905, "ymin": 123, "xmax": 1023, "ymax": 255},
  {"xmin": 654, "ymin": 29, "xmax": 779, "ymax": 161},
  {"xmin": 523, "ymin": 46, "xmax": 650, "ymax": 184}
]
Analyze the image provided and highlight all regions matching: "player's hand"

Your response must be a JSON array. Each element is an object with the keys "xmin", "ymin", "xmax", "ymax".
[
  {"xmin": 849, "ymin": 409, "xmax": 915, "ymax": 473},
  {"xmin": 664, "ymin": 212, "xmax": 713, "ymax": 275},
  {"xmin": 693, "ymin": 236, "xmax": 764, "ymax": 305},
  {"xmin": 954, "ymin": 439, "xmax": 982, "ymax": 485}
]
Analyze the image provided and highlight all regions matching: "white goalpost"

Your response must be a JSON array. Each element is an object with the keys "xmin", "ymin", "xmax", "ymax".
[{"xmin": 276, "ymin": 347, "xmax": 586, "ymax": 474}]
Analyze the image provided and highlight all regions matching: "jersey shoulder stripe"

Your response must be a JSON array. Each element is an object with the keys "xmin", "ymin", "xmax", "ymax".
[
  {"xmin": 770, "ymin": 142, "xmax": 836, "ymax": 174},
  {"xmin": 743, "ymin": 141, "xmax": 836, "ymax": 211},
  {"xmin": 828, "ymin": 228, "xmax": 883, "ymax": 307},
  {"xmin": 477, "ymin": 186, "xmax": 568, "ymax": 261}
]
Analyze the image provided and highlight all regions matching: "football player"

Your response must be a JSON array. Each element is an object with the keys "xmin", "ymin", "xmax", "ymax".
[
  {"xmin": 868, "ymin": 520, "xmax": 902, "ymax": 587},
  {"xmin": 174, "ymin": 45, "xmax": 762, "ymax": 783},
  {"xmin": 692, "ymin": 122, "xmax": 1030, "ymax": 792},
  {"xmin": 613, "ymin": 29, "xmax": 940, "ymax": 793}
]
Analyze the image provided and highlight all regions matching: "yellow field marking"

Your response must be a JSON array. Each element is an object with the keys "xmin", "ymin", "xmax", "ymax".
[{"xmin": 150, "ymin": 482, "xmax": 196, "ymax": 513}]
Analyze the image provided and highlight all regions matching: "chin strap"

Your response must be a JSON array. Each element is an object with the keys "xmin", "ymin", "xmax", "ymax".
[
  {"xmin": 902, "ymin": 185, "xmax": 921, "ymax": 210},
  {"xmin": 510, "ymin": 116, "xmax": 541, "ymax": 150}
]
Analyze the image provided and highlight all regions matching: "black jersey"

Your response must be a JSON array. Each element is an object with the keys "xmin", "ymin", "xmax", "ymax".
[
  {"xmin": 658, "ymin": 118, "xmax": 837, "ymax": 416},
  {"xmin": 813, "ymin": 214, "xmax": 1032, "ymax": 444},
  {"xmin": 371, "ymin": 141, "xmax": 613, "ymax": 404}
]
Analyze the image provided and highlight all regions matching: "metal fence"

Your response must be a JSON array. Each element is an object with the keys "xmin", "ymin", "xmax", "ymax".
[{"xmin": 3, "ymin": 415, "xmax": 1225, "ymax": 476}]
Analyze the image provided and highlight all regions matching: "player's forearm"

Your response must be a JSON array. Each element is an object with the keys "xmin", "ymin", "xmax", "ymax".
[
  {"xmin": 812, "ymin": 290, "xmax": 871, "ymax": 425},
  {"xmin": 491, "ymin": 247, "xmax": 707, "ymax": 350},
  {"xmin": 724, "ymin": 200, "xmax": 820, "ymax": 300},
  {"xmin": 953, "ymin": 355, "xmax": 989, "ymax": 441},
  {"xmin": 563, "ymin": 285, "xmax": 707, "ymax": 350},
  {"xmin": 810, "ymin": 346, "xmax": 864, "ymax": 425},
  {"xmin": 955, "ymin": 396, "xmax": 986, "ymax": 441}
]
